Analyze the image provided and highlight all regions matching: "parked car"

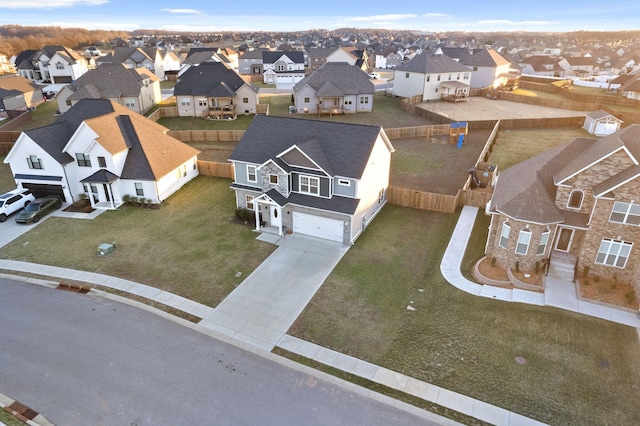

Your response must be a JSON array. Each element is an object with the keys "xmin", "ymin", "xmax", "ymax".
[
  {"xmin": 0, "ymin": 188, "xmax": 35, "ymax": 222},
  {"xmin": 15, "ymin": 195, "xmax": 62, "ymax": 224}
]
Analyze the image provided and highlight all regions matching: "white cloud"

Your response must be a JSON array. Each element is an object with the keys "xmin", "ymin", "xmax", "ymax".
[
  {"xmin": 423, "ymin": 13, "xmax": 452, "ymax": 18},
  {"xmin": 477, "ymin": 19, "xmax": 553, "ymax": 26},
  {"xmin": 347, "ymin": 14, "xmax": 420, "ymax": 22},
  {"xmin": 49, "ymin": 21, "xmax": 138, "ymax": 30},
  {"xmin": 1, "ymin": 0, "xmax": 108, "ymax": 8},
  {"xmin": 161, "ymin": 8, "xmax": 203, "ymax": 15}
]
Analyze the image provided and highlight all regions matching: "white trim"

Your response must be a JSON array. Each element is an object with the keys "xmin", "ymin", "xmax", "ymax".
[
  {"xmin": 566, "ymin": 189, "xmax": 584, "ymax": 210},
  {"xmin": 276, "ymin": 144, "xmax": 330, "ymax": 175},
  {"xmin": 515, "ymin": 228, "xmax": 531, "ymax": 255},
  {"xmin": 246, "ymin": 164, "xmax": 257, "ymax": 183},
  {"xmin": 555, "ymin": 146, "xmax": 633, "ymax": 185},
  {"xmin": 337, "ymin": 178, "xmax": 351, "ymax": 186},
  {"xmin": 299, "ymin": 175, "xmax": 320, "ymax": 196}
]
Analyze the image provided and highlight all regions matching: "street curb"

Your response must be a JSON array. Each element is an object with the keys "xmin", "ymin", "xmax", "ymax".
[{"xmin": 0, "ymin": 391, "xmax": 55, "ymax": 426}]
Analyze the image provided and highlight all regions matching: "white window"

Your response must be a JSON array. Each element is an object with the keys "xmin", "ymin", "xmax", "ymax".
[
  {"xmin": 247, "ymin": 165, "xmax": 257, "ymax": 183},
  {"xmin": 300, "ymin": 176, "xmax": 319, "ymax": 195},
  {"xmin": 567, "ymin": 190, "xmax": 583, "ymax": 209},
  {"xmin": 55, "ymin": 62, "xmax": 64, "ymax": 69},
  {"xmin": 338, "ymin": 179, "xmax": 350, "ymax": 186},
  {"xmin": 537, "ymin": 230, "xmax": 550, "ymax": 255},
  {"xmin": 27, "ymin": 155, "xmax": 42, "ymax": 169},
  {"xmin": 596, "ymin": 238, "xmax": 632, "ymax": 268},
  {"xmin": 359, "ymin": 96, "xmax": 369, "ymax": 104},
  {"xmin": 515, "ymin": 228, "xmax": 531, "ymax": 255},
  {"xmin": 135, "ymin": 182, "xmax": 144, "ymax": 196},
  {"xmin": 180, "ymin": 98, "xmax": 191, "ymax": 106},
  {"xmin": 124, "ymin": 99, "xmax": 136, "ymax": 108},
  {"xmin": 499, "ymin": 222, "xmax": 510, "ymax": 249},
  {"xmin": 246, "ymin": 195, "xmax": 254, "ymax": 209},
  {"xmin": 610, "ymin": 201, "xmax": 640, "ymax": 225},
  {"xmin": 198, "ymin": 99, "xmax": 207, "ymax": 107},
  {"xmin": 269, "ymin": 174, "xmax": 278, "ymax": 184}
]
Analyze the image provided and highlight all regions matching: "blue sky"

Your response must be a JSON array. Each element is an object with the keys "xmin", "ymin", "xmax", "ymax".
[{"xmin": 1, "ymin": 0, "xmax": 639, "ymax": 32}]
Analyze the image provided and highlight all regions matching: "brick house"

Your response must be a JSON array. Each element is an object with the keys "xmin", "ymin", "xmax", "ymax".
[{"xmin": 485, "ymin": 125, "xmax": 640, "ymax": 291}]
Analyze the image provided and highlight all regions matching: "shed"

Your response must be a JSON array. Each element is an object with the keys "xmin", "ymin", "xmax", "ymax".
[{"xmin": 583, "ymin": 110, "xmax": 623, "ymax": 136}]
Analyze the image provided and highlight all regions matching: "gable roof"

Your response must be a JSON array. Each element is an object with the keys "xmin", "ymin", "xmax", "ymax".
[
  {"xmin": 229, "ymin": 115, "xmax": 388, "ymax": 179},
  {"xmin": 174, "ymin": 62, "xmax": 256, "ymax": 96},
  {"xmin": 490, "ymin": 125, "xmax": 640, "ymax": 224},
  {"xmin": 395, "ymin": 50, "xmax": 470, "ymax": 74},
  {"xmin": 293, "ymin": 62, "xmax": 374, "ymax": 95},
  {"xmin": 66, "ymin": 63, "xmax": 152, "ymax": 100},
  {"xmin": 0, "ymin": 75, "xmax": 39, "ymax": 93},
  {"xmin": 21, "ymin": 99, "xmax": 199, "ymax": 179},
  {"xmin": 585, "ymin": 109, "xmax": 622, "ymax": 121},
  {"xmin": 262, "ymin": 50, "xmax": 305, "ymax": 64},
  {"xmin": 461, "ymin": 49, "xmax": 511, "ymax": 68}
]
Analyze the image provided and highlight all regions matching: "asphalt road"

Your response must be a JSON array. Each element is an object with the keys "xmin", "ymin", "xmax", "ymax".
[{"xmin": 0, "ymin": 277, "xmax": 435, "ymax": 425}]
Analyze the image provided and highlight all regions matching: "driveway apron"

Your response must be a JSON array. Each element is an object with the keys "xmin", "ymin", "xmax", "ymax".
[{"xmin": 199, "ymin": 234, "xmax": 350, "ymax": 351}]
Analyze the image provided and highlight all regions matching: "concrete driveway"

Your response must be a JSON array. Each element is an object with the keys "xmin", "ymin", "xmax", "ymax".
[{"xmin": 199, "ymin": 234, "xmax": 350, "ymax": 351}]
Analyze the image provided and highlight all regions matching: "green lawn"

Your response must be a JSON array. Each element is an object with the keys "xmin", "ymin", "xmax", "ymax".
[
  {"xmin": 289, "ymin": 204, "xmax": 640, "ymax": 425},
  {"xmin": 157, "ymin": 93, "xmax": 435, "ymax": 132},
  {"xmin": 0, "ymin": 155, "xmax": 14, "ymax": 194},
  {"xmin": 0, "ymin": 176, "xmax": 275, "ymax": 307},
  {"xmin": 488, "ymin": 128, "xmax": 591, "ymax": 171}
]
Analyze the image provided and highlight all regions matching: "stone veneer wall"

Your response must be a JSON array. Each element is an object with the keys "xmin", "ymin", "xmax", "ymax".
[
  {"xmin": 487, "ymin": 214, "xmax": 553, "ymax": 271},
  {"xmin": 259, "ymin": 163, "xmax": 288, "ymax": 197}
]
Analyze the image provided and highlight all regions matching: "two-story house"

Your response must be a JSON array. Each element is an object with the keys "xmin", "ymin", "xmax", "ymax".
[
  {"xmin": 229, "ymin": 115, "xmax": 394, "ymax": 244},
  {"xmin": 238, "ymin": 49, "xmax": 265, "ymax": 78},
  {"xmin": 174, "ymin": 62, "xmax": 260, "ymax": 118},
  {"xmin": 0, "ymin": 75, "xmax": 44, "ymax": 111},
  {"xmin": 518, "ymin": 55, "xmax": 565, "ymax": 78},
  {"xmin": 56, "ymin": 63, "xmax": 162, "ymax": 114},
  {"xmin": 4, "ymin": 99, "xmax": 200, "ymax": 209},
  {"xmin": 325, "ymin": 47, "xmax": 370, "ymax": 72},
  {"xmin": 262, "ymin": 51, "xmax": 305, "ymax": 89},
  {"xmin": 14, "ymin": 46, "xmax": 88, "ymax": 84},
  {"xmin": 97, "ymin": 47, "xmax": 177, "ymax": 80},
  {"xmin": 292, "ymin": 62, "xmax": 374, "ymax": 115},
  {"xmin": 460, "ymin": 49, "xmax": 517, "ymax": 89},
  {"xmin": 392, "ymin": 48, "xmax": 471, "ymax": 101},
  {"xmin": 558, "ymin": 56, "xmax": 599, "ymax": 77},
  {"xmin": 485, "ymin": 125, "xmax": 640, "ymax": 294}
]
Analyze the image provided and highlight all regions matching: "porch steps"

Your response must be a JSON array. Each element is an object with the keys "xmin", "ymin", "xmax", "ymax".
[{"xmin": 548, "ymin": 251, "xmax": 576, "ymax": 282}]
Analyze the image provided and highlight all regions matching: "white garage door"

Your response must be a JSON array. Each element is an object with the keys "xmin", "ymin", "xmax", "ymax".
[
  {"xmin": 293, "ymin": 212, "xmax": 344, "ymax": 242},
  {"xmin": 595, "ymin": 122, "xmax": 618, "ymax": 135}
]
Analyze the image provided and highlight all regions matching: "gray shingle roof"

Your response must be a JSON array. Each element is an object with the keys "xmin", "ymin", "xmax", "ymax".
[
  {"xmin": 229, "ymin": 115, "xmax": 383, "ymax": 179},
  {"xmin": 174, "ymin": 62, "xmax": 256, "ymax": 96},
  {"xmin": 396, "ymin": 51, "xmax": 471, "ymax": 74},
  {"xmin": 66, "ymin": 63, "xmax": 147, "ymax": 99},
  {"xmin": 262, "ymin": 51, "xmax": 304, "ymax": 64},
  {"xmin": 293, "ymin": 62, "xmax": 374, "ymax": 95},
  {"xmin": 461, "ymin": 49, "xmax": 511, "ymax": 68}
]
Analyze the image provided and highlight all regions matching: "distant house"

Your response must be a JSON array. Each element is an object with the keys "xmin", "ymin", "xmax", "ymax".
[
  {"xmin": 97, "ymin": 47, "xmax": 178, "ymax": 80},
  {"xmin": 558, "ymin": 56, "xmax": 599, "ymax": 77},
  {"xmin": 174, "ymin": 62, "xmax": 259, "ymax": 118},
  {"xmin": 518, "ymin": 55, "xmax": 565, "ymax": 78},
  {"xmin": 4, "ymin": 99, "xmax": 200, "ymax": 209},
  {"xmin": 14, "ymin": 46, "xmax": 88, "ymax": 84},
  {"xmin": 55, "ymin": 63, "xmax": 161, "ymax": 114},
  {"xmin": 374, "ymin": 48, "xmax": 402, "ymax": 69},
  {"xmin": 485, "ymin": 125, "xmax": 640, "ymax": 292},
  {"xmin": 0, "ymin": 74, "xmax": 45, "ymax": 110},
  {"xmin": 262, "ymin": 51, "xmax": 305, "ymax": 89},
  {"xmin": 611, "ymin": 70, "xmax": 640, "ymax": 100},
  {"xmin": 460, "ymin": 49, "xmax": 516, "ymax": 89},
  {"xmin": 326, "ymin": 47, "xmax": 370, "ymax": 72},
  {"xmin": 392, "ymin": 48, "xmax": 471, "ymax": 101},
  {"xmin": 238, "ymin": 49, "xmax": 265, "ymax": 76},
  {"xmin": 583, "ymin": 110, "xmax": 623, "ymax": 136},
  {"xmin": 0, "ymin": 53, "xmax": 16, "ymax": 74},
  {"xmin": 292, "ymin": 62, "xmax": 374, "ymax": 115},
  {"xmin": 229, "ymin": 115, "xmax": 394, "ymax": 244},
  {"xmin": 307, "ymin": 48, "xmax": 334, "ymax": 72}
]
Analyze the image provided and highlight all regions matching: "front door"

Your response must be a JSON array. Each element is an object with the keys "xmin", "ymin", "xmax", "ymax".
[
  {"xmin": 270, "ymin": 205, "xmax": 281, "ymax": 228},
  {"xmin": 555, "ymin": 228, "xmax": 574, "ymax": 252}
]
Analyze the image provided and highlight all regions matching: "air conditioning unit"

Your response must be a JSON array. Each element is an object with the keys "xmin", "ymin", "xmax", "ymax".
[{"xmin": 97, "ymin": 242, "xmax": 116, "ymax": 257}]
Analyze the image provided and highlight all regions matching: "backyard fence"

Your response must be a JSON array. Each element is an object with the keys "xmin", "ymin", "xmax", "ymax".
[
  {"xmin": 168, "ymin": 129, "xmax": 245, "ymax": 142},
  {"xmin": 387, "ymin": 186, "xmax": 459, "ymax": 213},
  {"xmin": 197, "ymin": 161, "xmax": 234, "ymax": 179},
  {"xmin": 385, "ymin": 124, "xmax": 451, "ymax": 139}
]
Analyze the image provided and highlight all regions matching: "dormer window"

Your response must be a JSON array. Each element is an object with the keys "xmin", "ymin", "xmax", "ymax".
[{"xmin": 567, "ymin": 190, "xmax": 583, "ymax": 209}]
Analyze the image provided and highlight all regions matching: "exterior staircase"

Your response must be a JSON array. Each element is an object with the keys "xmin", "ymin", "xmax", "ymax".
[{"xmin": 548, "ymin": 251, "xmax": 577, "ymax": 282}]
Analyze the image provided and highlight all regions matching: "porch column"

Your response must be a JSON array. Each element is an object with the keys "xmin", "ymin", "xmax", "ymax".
[
  {"xmin": 278, "ymin": 206, "xmax": 283, "ymax": 236},
  {"xmin": 254, "ymin": 202, "xmax": 260, "ymax": 231}
]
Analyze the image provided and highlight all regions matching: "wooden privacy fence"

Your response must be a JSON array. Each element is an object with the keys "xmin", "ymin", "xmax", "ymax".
[
  {"xmin": 385, "ymin": 124, "xmax": 450, "ymax": 139},
  {"xmin": 197, "ymin": 161, "xmax": 234, "ymax": 179},
  {"xmin": 387, "ymin": 186, "xmax": 459, "ymax": 213},
  {"xmin": 168, "ymin": 129, "xmax": 245, "ymax": 142}
]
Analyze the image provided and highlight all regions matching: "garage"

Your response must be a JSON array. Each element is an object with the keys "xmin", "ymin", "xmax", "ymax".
[
  {"xmin": 22, "ymin": 183, "xmax": 66, "ymax": 201},
  {"xmin": 292, "ymin": 212, "xmax": 345, "ymax": 243}
]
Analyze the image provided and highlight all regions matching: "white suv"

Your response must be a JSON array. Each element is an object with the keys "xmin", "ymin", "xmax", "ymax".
[{"xmin": 0, "ymin": 188, "xmax": 36, "ymax": 222}]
